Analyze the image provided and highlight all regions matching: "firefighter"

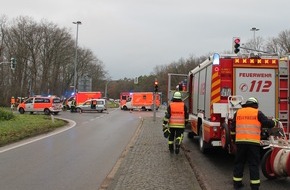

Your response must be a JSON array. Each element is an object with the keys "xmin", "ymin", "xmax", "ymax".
[
  {"xmin": 10, "ymin": 96, "xmax": 15, "ymax": 111},
  {"xmin": 70, "ymin": 98, "xmax": 77, "ymax": 113},
  {"xmin": 232, "ymin": 97, "xmax": 276, "ymax": 190},
  {"xmin": 162, "ymin": 91, "xmax": 189, "ymax": 154}
]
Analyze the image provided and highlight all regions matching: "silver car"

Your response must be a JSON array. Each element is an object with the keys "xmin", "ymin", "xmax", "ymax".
[{"xmin": 76, "ymin": 99, "xmax": 106, "ymax": 113}]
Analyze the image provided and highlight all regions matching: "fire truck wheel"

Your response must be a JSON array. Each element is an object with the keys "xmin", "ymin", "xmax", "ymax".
[
  {"xmin": 199, "ymin": 128, "xmax": 210, "ymax": 153},
  {"xmin": 187, "ymin": 132, "xmax": 194, "ymax": 139},
  {"xmin": 221, "ymin": 123, "xmax": 230, "ymax": 150},
  {"xmin": 261, "ymin": 149, "xmax": 277, "ymax": 180}
]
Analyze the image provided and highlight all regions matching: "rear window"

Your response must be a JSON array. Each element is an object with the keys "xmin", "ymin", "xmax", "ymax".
[
  {"xmin": 35, "ymin": 98, "xmax": 50, "ymax": 103},
  {"xmin": 53, "ymin": 98, "xmax": 61, "ymax": 103}
]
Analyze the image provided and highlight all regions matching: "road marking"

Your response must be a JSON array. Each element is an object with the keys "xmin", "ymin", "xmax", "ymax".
[{"xmin": 0, "ymin": 118, "xmax": 76, "ymax": 154}]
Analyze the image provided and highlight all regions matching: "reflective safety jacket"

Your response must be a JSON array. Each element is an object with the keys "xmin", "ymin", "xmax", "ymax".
[
  {"xmin": 11, "ymin": 97, "xmax": 15, "ymax": 104},
  {"xmin": 168, "ymin": 102, "xmax": 185, "ymax": 128},
  {"xmin": 235, "ymin": 107, "xmax": 261, "ymax": 145}
]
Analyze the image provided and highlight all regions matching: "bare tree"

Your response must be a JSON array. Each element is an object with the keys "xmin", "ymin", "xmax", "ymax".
[
  {"xmin": 265, "ymin": 30, "xmax": 290, "ymax": 55},
  {"xmin": 0, "ymin": 16, "xmax": 108, "ymax": 106}
]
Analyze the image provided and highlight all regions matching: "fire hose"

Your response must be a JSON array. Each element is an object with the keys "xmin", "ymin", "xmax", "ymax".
[{"xmin": 261, "ymin": 121, "xmax": 290, "ymax": 179}]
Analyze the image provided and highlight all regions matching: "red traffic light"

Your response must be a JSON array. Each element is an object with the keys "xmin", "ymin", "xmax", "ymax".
[
  {"xmin": 234, "ymin": 38, "xmax": 240, "ymax": 44},
  {"xmin": 233, "ymin": 37, "xmax": 241, "ymax": 54},
  {"xmin": 154, "ymin": 80, "xmax": 158, "ymax": 92}
]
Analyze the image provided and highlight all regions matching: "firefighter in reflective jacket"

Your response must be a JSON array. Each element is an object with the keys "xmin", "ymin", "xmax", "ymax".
[
  {"xmin": 232, "ymin": 97, "xmax": 276, "ymax": 190},
  {"xmin": 70, "ymin": 98, "xmax": 77, "ymax": 113},
  {"xmin": 163, "ymin": 91, "xmax": 189, "ymax": 154},
  {"xmin": 10, "ymin": 96, "xmax": 16, "ymax": 110}
]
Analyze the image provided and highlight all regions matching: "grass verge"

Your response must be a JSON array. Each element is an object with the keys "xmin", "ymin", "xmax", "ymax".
[{"xmin": 0, "ymin": 110, "xmax": 67, "ymax": 147}]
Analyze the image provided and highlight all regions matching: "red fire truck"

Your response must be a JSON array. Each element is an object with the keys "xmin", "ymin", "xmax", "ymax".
[
  {"xmin": 181, "ymin": 53, "xmax": 289, "ymax": 154},
  {"xmin": 66, "ymin": 91, "xmax": 102, "ymax": 109}
]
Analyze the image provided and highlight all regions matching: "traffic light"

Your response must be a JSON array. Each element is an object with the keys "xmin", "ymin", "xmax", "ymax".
[
  {"xmin": 10, "ymin": 58, "xmax": 16, "ymax": 70},
  {"xmin": 154, "ymin": 80, "xmax": 158, "ymax": 92},
  {"xmin": 233, "ymin": 37, "xmax": 240, "ymax": 54}
]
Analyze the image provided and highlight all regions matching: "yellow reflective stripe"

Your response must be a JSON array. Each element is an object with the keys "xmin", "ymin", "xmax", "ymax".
[
  {"xmin": 233, "ymin": 177, "xmax": 242, "ymax": 181},
  {"xmin": 168, "ymin": 141, "xmax": 174, "ymax": 145},
  {"xmin": 168, "ymin": 125, "xmax": 185, "ymax": 128},
  {"xmin": 250, "ymin": 179, "xmax": 260, "ymax": 184},
  {"xmin": 235, "ymin": 139, "xmax": 260, "ymax": 144},
  {"xmin": 164, "ymin": 129, "xmax": 170, "ymax": 133},
  {"xmin": 163, "ymin": 118, "xmax": 169, "ymax": 122}
]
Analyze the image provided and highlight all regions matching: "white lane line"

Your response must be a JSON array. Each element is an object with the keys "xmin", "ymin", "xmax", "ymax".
[{"xmin": 0, "ymin": 118, "xmax": 76, "ymax": 154}]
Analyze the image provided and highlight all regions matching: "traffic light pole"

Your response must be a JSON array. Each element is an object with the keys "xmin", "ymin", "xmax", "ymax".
[
  {"xmin": 0, "ymin": 61, "xmax": 10, "ymax": 65},
  {"xmin": 1, "ymin": 58, "xmax": 16, "ymax": 71},
  {"xmin": 153, "ymin": 91, "xmax": 156, "ymax": 122}
]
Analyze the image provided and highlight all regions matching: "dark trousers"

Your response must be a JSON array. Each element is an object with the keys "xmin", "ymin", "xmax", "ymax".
[
  {"xmin": 168, "ymin": 128, "xmax": 184, "ymax": 144},
  {"xmin": 233, "ymin": 144, "xmax": 260, "ymax": 188}
]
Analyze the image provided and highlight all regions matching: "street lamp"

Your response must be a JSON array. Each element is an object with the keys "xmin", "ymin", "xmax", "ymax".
[
  {"xmin": 250, "ymin": 27, "xmax": 259, "ymax": 47},
  {"xmin": 73, "ymin": 21, "xmax": 82, "ymax": 93},
  {"xmin": 105, "ymin": 80, "xmax": 110, "ymax": 99}
]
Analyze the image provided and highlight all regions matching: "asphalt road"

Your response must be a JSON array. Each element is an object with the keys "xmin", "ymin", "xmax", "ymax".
[
  {"xmin": 0, "ymin": 109, "xmax": 143, "ymax": 190},
  {"xmin": 182, "ymin": 134, "xmax": 290, "ymax": 190}
]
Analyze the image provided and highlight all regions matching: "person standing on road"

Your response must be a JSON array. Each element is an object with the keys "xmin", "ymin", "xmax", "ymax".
[
  {"xmin": 162, "ymin": 91, "xmax": 189, "ymax": 154},
  {"xmin": 71, "ymin": 98, "xmax": 77, "ymax": 113},
  {"xmin": 232, "ymin": 97, "xmax": 276, "ymax": 190}
]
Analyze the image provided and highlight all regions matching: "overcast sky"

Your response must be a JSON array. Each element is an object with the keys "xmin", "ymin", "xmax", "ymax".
[{"xmin": 1, "ymin": 0, "xmax": 289, "ymax": 79}]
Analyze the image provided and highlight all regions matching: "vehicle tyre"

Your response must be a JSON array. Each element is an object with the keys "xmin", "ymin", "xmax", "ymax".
[
  {"xmin": 44, "ymin": 108, "xmax": 50, "ymax": 115},
  {"xmin": 19, "ymin": 108, "xmax": 25, "ymax": 114},
  {"xmin": 261, "ymin": 149, "xmax": 277, "ymax": 179},
  {"xmin": 221, "ymin": 122, "xmax": 230, "ymax": 149},
  {"xmin": 199, "ymin": 128, "xmax": 210, "ymax": 153},
  {"xmin": 54, "ymin": 112, "xmax": 59, "ymax": 115},
  {"xmin": 76, "ymin": 108, "xmax": 82, "ymax": 113},
  {"xmin": 187, "ymin": 132, "xmax": 195, "ymax": 139}
]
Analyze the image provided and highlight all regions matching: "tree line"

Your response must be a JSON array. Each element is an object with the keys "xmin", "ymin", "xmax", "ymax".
[
  {"xmin": 0, "ymin": 16, "xmax": 107, "ymax": 106},
  {"xmin": 1, "ymin": 15, "xmax": 290, "ymax": 106}
]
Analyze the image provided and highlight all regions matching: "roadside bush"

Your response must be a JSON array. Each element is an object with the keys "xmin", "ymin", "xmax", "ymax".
[{"xmin": 0, "ymin": 108, "xmax": 14, "ymax": 121}]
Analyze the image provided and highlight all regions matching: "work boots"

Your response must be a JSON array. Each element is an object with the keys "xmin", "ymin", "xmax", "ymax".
[
  {"xmin": 175, "ymin": 137, "xmax": 182, "ymax": 154},
  {"xmin": 175, "ymin": 144, "xmax": 180, "ymax": 154}
]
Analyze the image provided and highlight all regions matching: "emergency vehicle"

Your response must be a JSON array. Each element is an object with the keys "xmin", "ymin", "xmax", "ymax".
[
  {"xmin": 75, "ymin": 98, "xmax": 107, "ymax": 113},
  {"xmin": 180, "ymin": 53, "xmax": 289, "ymax": 154},
  {"xmin": 17, "ymin": 95, "xmax": 62, "ymax": 115},
  {"xmin": 66, "ymin": 91, "xmax": 102, "ymax": 109},
  {"xmin": 120, "ymin": 92, "xmax": 130, "ymax": 110},
  {"xmin": 122, "ymin": 92, "xmax": 161, "ymax": 111}
]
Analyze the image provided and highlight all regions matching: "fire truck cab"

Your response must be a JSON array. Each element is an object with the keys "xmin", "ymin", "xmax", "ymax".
[{"xmin": 186, "ymin": 53, "xmax": 289, "ymax": 154}]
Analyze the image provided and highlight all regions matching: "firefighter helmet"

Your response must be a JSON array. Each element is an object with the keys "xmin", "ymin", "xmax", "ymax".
[
  {"xmin": 245, "ymin": 97, "xmax": 259, "ymax": 108},
  {"xmin": 173, "ymin": 91, "xmax": 182, "ymax": 100}
]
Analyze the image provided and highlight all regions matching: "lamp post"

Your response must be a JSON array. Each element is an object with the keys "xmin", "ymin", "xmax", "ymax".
[
  {"xmin": 105, "ymin": 80, "xmax": 110, "ymax": 99},
  {"xmin": 250, "ymin": 27, "xmax": 259, "ymax": 48},
  {"xmin": 73, "ymin": 21, "xmax": 82, "ymax": 93}
]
